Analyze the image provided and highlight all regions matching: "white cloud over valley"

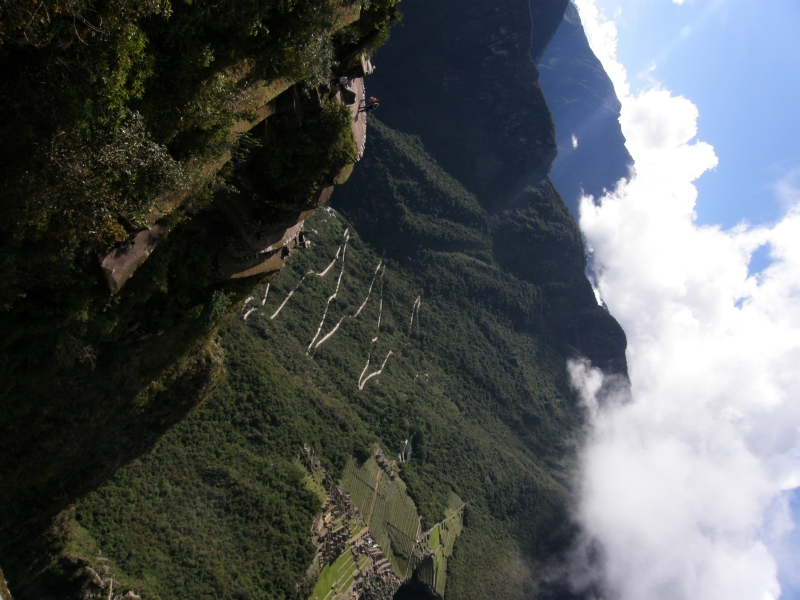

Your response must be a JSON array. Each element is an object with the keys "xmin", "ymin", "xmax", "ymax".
[{"xmin": 567, "ymin": 1, "xmax": 800, "ymax": 598}]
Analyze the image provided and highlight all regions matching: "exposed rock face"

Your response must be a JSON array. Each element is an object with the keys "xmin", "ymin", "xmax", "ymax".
[
  {"xmin": 100, "ymin": 67, "xmax": 371, "ymax": 293},
  {"xmin": 0, "ymin": 566, "xmax": 12, "ymax": 600},
  {"xmin": 538, "ymin": 2, "xmax": 634, "ymax": 218},
  {"xmin": 0, "ymin": 70, "xmax": 370, "ymax": 599},
  {"xmin": 364, "ymin": 0, "xmax": 569, "ymax": 202},
  {"xmin": 0, "ymin": 2, "xmax": 397, "ymax": 595},
  {"xmin": 338, "ymin": 0, "xmax": 627, "ymax": 376},
  {"xmin": 215, "ymin": 72, "xmax": 369, "ymax": 282},
  {"xmin": 0, "ymin": 3, "xmax": 635, "ymax": 598},
  {"xmin": 100, "ymin": 225, "xmax": 171, "ymax": 294}
]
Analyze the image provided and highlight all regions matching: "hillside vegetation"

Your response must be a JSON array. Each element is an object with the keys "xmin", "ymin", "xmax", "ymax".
[
  {"xmin": 0, "ymin": 1, "xmax": 630, "ymax": 598},
  {"xmin": 59, "ymin": 116, "xmax": 624, "ymax": 599},
  {"xmin": 0, "ymin": 0, "xmax": 400, "ymax": 592}
]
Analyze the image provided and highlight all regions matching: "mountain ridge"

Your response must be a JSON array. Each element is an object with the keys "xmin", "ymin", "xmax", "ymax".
[
  {"xmin": 0, "ymin": 2, "xmax": 632, "ymax": 598},
  {"xmin": 539, "ymin": 2, "xmax": 634, "ymax": 217}
]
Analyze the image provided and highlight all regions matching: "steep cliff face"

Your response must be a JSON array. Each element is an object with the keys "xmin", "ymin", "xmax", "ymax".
[
  {"xmin": 538, "ymin": 2, "xmax": 633, "ymax": 218},
  {"xmin": 359, "ymin": 0, "xmax": 626, "ymax": 373}
]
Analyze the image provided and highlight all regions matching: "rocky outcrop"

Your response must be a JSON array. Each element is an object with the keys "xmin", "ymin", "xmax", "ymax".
[
  {"xmin": 0, "ymin": 566, "xmax": 12, "ymax": 600},
  {"xmin": 0, "ymin": 2, "xmax": 400, "ymax": 595},
  {"xmin": 100, "ymin": 225, "xmax": 171, "ymax": 294},
  {"xmin": 363, "ymin": 0, "xmax": 569, "ymax": 203},
  {"xmin": 215, "ymin": 68, "xmax": 370, "ymax": 282},
  {"xmin": 538, "ymin": 2, "xmax": 634, "ymax": 217},
  {"xmin": 100, "ymin": 56, "xmax": 373, "ymax": 294},
  {"xmin": 95, "ymin": 2, "xmax": 368, "ymax": 296}
]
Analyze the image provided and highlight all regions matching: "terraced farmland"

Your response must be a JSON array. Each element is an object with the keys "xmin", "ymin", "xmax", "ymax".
[
  {"xmin": 309, "ymin": 448, "xmax": 465, "ymax": 599},
  {"xmin": 340, "ymin": 454, "xmax": 421, "ymax": 575},
  {"xmin": 417, "ymin": 492, "xmax": 465, "ymax": 596},
  {"xmin": 310, "ymin": 550, "xmax": 359, "ymax": 600}
]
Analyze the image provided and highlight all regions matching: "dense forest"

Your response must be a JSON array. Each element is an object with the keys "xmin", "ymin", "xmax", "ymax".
[
  {"xmin": 0, "ymin": 1, "xmax": 629, "ymax": 599},
  {"xmin": 62, "ymin": 125, "xmax": 593, "ymax": 598},
  {"xmin": 0, "ymin": 0, "xmax": 400, "ymax": 593}
]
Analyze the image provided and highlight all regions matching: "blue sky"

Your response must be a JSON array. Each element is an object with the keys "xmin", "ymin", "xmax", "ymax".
[
  {"xmin": 592, "ymin": 3, "xmax": 800, "ymax": 594},
  {"xmin": 562, "ymin": 2, "xmax": 800, "ymax": 599},
  {"xmin": 599, "ymin": 0, "xmax": 800, "ymax": 231}
]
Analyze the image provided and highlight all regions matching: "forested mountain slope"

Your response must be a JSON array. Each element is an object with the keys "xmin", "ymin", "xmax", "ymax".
[
  {"xmin": 347, "ymin": 0, "xmax": 626, "ymax": 375},
  {"xmin": 0, "ymin": 0, "xmax": 401, "ymax": 592},
  {"xmin": 61, "ymin": 114, "xmax": 621, "ymax": 600},
  {"xmin": 538, "ymin": 2, "xmax": 633, "ymax": 217},
  {"xmin": 0, "ymin": 1, "xmax": 629, "ymax": 599}
]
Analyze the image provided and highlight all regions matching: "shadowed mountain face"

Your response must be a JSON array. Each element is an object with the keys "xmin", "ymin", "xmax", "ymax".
[
  {"xmin": 0, "ymin": 1, "xmax": 631, "ymax": 598},
  {"xmin": 538, "ymin": 2, "xmax": 633, "ymax": 218},
  {"xmin": 359, "ymin": 0, "xmax": 627, "ymax": 375},
  {"xmin": 0, "ymin": 0, "xmax": 396, "ymax": 591},
  {"xmin": 362, "ymin": 0, "xmax": 568, "ymax": 204}
]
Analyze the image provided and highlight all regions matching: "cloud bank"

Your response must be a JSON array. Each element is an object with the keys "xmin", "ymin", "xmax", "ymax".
[{"xmin": 568, "ymin": 1, "xmax": 800, "ymax": 598}]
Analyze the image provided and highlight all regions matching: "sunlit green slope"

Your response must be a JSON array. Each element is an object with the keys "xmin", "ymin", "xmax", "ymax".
[{"xmin": 63, "ymin": 116, "xmax": 622, "ymax": 599}]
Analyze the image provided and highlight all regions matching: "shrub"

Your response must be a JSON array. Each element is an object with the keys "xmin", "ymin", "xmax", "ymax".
[{"xmin": 247, "ymin": 96, "xmax": 357, "ymax": 205}]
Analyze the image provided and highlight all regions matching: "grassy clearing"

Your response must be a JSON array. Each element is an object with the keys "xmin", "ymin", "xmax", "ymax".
[{"xmin": 311, "ymin": 551, "xmax": 356, "ymax": 600}]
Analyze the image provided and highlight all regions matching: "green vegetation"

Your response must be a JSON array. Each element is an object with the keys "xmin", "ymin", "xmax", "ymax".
[
  {"xmin": 57, "ymin": 111, "xmax": 612, "ymax": 597},
  {"xmin": 0, "ymin": 0, "xmax": 401, "ymax": 593},
  {"xmin": 416, "ymin": 493, "xmax": 464, "ymax": 596},
  {"xmin": 306, "ymin": 444, "xmax": 464, "ymax": 600},
  {"xmin": 0, "ymin": 3, "xmax": 627, "ymax": 599},
  {"xmin": 1, "ymin": 100, "xmax": 624, "ymax": 599},
  {"xmin": 246, "ymin": 98, "xmax": 358, "ymax": 203},
  {"xmin": 340, "ymin": 455, "xmax": 420, "ymax": 576},
  {"xmin": 312, "ymin": 551, "xmax": 358, "ymax": 600}
]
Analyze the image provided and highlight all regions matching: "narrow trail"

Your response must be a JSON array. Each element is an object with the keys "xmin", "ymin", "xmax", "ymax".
[
  {"xmin": 270, "ymin": 229, "xmax": 349, "ymax": 322},
  {"xmin": 356, "ymin": 281, "xmax": 421, "ymax": 391},
  {"xmin": 374, "ymin": 297, "xmax": 383, "ymax": 341},
  {"xmin": 358, "ymin": 351, "xmax": 393, "ymax": 391},
  {"xmin": 358, "ymin": 358, "xmax": 372, "ymax": 387},
  {"xmin": 307, "ymin": 231, "xmax": 350, "ymax": 353},
  {"xmin": 270, "ymin": 275, "xmax": 306, "ymax": 320},
  {"xmin": 313, "ymin": 261, "xmax": 384, "ymax": 351},
  {"xmin": 311, "ymin": 246, "xmax": 341, "ymax": 277},
  {"xmin": 352, "ymin": 261, "xmax": 383, "ymax": 318},
  {"xmin": 408, "ymin": 296, "xmax": 421, "ymax": 334},
  {"xmin": 241, "ymin": 296, "xmax": 257, "ymax": 321},
  {"xmin": 356, "ymin": 268, "xmax": 387, "ymax": 388}
]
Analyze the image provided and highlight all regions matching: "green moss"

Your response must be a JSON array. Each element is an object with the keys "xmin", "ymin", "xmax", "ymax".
[{"xmin": 333, "ymin": 163, "xmax": 355, "ymax": 185}]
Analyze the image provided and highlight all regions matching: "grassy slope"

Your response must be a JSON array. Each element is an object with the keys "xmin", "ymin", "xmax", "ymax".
[{"xmin": 67, "ymin": 117, "xmax": 612, "ymax": 600}]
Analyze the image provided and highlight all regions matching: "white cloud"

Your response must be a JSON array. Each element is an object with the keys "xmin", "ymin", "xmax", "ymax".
[
  {"xmin": 567, "ymin": 1, "xmax": 800, "ymax": 599},
  {"xmin": 776, "ymin": 168, "xmax": 800, "ymax": 210}
]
